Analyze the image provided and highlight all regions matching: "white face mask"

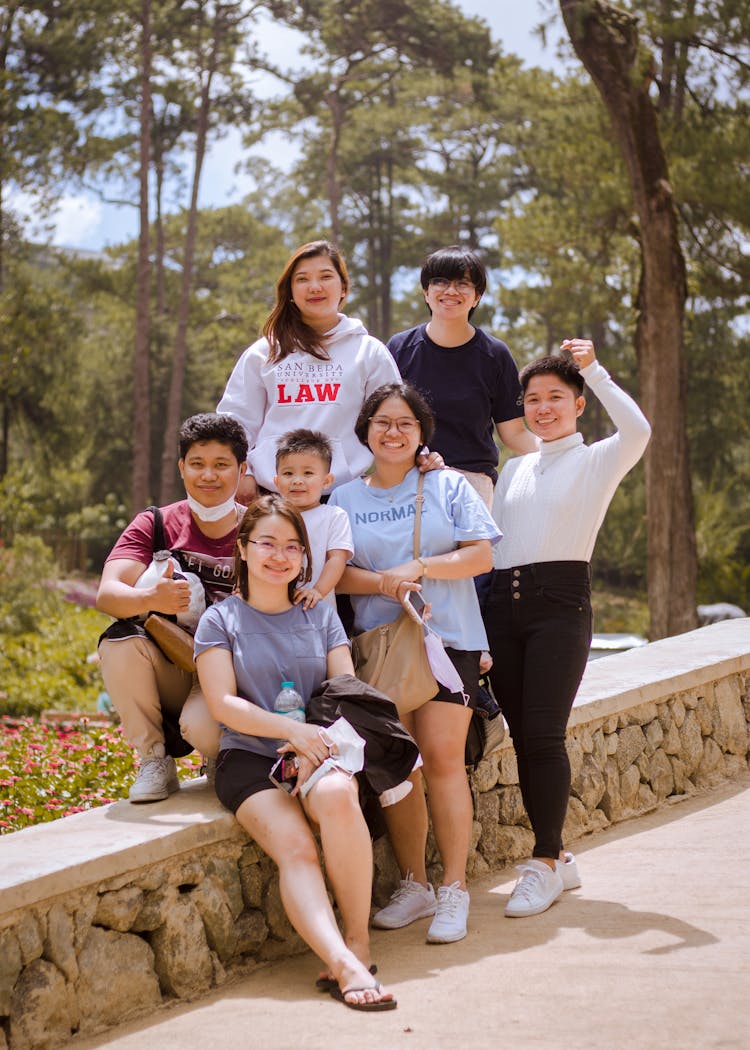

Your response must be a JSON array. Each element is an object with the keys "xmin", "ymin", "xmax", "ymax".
[{"xmin": 186, "ymin": 492, "xmax": 239, "ymax": 523}]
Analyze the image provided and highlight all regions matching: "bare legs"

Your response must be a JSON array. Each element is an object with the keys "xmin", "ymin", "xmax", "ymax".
[
  {"xmin": 383, "ymin": 701, "xmax": 473, "ymax": 889},
  {"xmin": 236, "ymin": 774, "xmax": 392, "ymax": 1006}
]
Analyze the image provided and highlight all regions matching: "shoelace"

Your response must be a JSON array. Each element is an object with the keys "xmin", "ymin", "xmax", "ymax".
[
  {"xmin": 511, "ymin": 865, "xmax": 546, "ymax": 901},
  {"xmin": 436, "ymin": 886, "xmax": 463, "ymax": 917}
]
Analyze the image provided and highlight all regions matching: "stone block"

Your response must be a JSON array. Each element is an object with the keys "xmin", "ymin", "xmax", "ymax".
[
  {"xmin": 14, "ymin": 912, "xmax": 44, "ymax": 967},
  {"xmin": 567, "ymin": 735, "xmax": 584, "ymax": 784},
  {"xmin": 712, "ymin": 677, "xmax": 749, "ymax": 755},
  {"xmin": 698, "ymin": 738, "xmax": 725, "ymax": 778},
  {"xmin": 235, "ymin": 910, "xmax": 268, "ymax": 956},
  {"xmin": 497, "ymin": 785, "xmax": 527, "ymax": 826},
  {"xmin": 496, "ymin": 747, "xmax": 518, "ymax": 785},
  {"xmin": 626, "ymin": 702, "xmax": 658, "ymax": 726},
  {"xmin": 561, "ymin": 796, "xmax": 588, "ymax": 843},
  {"xmin": 599, "ymin": 758, "xmax": 623, "ymax": 822},
  {"xmin": 132, "ymin": 885, "xmax": 179, "ymax": 932},
  {"xmin": 648, "ymin": 749, "xmax": 675, "ymax": 801},
  {"xmin": 635, "ymin": 783, "xmax": 657, "ymax": 813},
  {"xmin": 619, "ymin": 764, "xmax": 641, "ymax": 807},
  {"xmin": 44, "ymin": 903, "xmax": 78, "ymax": 983},
  {"xmin": 644, "ymin": 719, "xmax": 664, "ymax": 754},
  {"xmin": 669, "ymin": 756, "xmax": 688, "ymax": 795},
  {"xmin": 592, "ymin": 728, "xmax": 608, "ymax": 767},
  {"xmin": 94, "ymin": 886, "xmax": 144, "ymax": 932},
  {"xmin": 480, "ymin": 824, "xmax": 534, "ymax": 868},
  {"xmin": 169, "ymin": 858, "xmax": 205, "ymax": 889},
  {"xmin": 149, "ymin": 895, "xmax": 214, "ymax": 999},
  {"xmin": 662, "ymin": 720, "xmax": 681, "ymax": 756},
  {"xmin": 72, "ymin": 894, "xmax": 98, "ymax": 953},
  {"xmin": 263, "ymin": 877, "xmax": 297, "ymax": 943},
  {"xmin": 77, "ymin": 926, "xmax": 160, "ymax": 1031},
  {"xmin": 570, "ymin": 753, "xmax": 606, "ymax": 810},
  {"xmin": 193, "ymin": 875, "xmax": 239, "ymax": 962},
  {"xmin": 9, "ymin": 959, "xmax": 76, "ymax": 1050},
  {"xmin": 695, "ymin": 696, "xmax": 715, "ymax": 736},
  {"xmin": 669, "ymin": 697, "xmax": 686, "ymax": 728},
  {"xmin": 587, "ymin": 808, "xmax": 611, "ymax": 834},
  {"xmin": 206, "ymin": 856, "xmax": 245, "ymax": 921},
  {"xmin": 0, "ymin": 928, "xmax": 23, "ymax": 1015},
  {"xmin": 678, "ymin": 711, "xmax": 704, "ymax": 776},
  {"xmin": 578, "ymin": 725, "xmax": 594, "ymax": 754},
  {"xmin": 471, "ymin": 752, "xmax": 499, "ymax": 792},
  {"xmin": 616, "ymin": 725, "xmax": 647, "ymax": 773},
  {"xmin": 239, "ymin": 861, "xmax": 264, "ymax": 910}
]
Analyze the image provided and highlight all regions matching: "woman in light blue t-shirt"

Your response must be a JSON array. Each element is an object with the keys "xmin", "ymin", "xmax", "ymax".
[{"xmin": 330, "ymin": 382, "xmax": 501, "ymax": 946}]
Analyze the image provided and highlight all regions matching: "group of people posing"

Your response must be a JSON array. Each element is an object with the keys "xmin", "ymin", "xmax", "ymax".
[{"xmin": 96, "ymin": 241, "xmax": 651, "ymax": 1012}]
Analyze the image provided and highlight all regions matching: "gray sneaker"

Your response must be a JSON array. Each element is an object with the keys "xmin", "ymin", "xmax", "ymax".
[
  {"xmin": 505, "ymin": 860, "xmax": 563, "ymax": 917},
  {"xmin": 371, "ymin": 874, "xmax": 437, "ymax": 929},
  {"xmin": 129, "ymin": 751, "xmax": 179, "ymax": 803}
]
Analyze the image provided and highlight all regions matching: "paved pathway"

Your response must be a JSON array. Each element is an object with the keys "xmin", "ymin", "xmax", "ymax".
[{"xmin": 73, "ymin": 773, "xmax": 750, "ymax": 1050}]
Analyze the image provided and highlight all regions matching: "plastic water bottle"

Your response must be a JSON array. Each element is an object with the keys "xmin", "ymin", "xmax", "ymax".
[{"xmin": 273, "ymin": 681, "xmax": 305, "ymax": 723}]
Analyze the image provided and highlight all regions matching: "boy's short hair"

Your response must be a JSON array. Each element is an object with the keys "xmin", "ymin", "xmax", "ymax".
[
  {"xmin": 178, "ymin": 413, "xmax": 248, "ymax": 464},
  {"xmin": 519, "ymin": 355, "xmax": 585, "ymax": 397},
  {"xmin": 275, "ymin": 429, "xmax": 333, "ymax": 471}
]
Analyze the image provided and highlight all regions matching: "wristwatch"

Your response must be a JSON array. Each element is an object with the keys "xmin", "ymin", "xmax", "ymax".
[{"xmin": 418, "ymin": 556, "xmax": 429, "ymax": 577}]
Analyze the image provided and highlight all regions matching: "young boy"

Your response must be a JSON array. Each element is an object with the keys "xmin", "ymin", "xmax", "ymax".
[{"xmin": 274, "ymin": 429, "xmax": 353, "ymax": 609}]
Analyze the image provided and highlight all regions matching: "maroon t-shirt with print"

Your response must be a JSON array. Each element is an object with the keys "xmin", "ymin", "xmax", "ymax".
[{"xmin": 106, "ymin": 500, "xmax": 237, "ymax": 605}]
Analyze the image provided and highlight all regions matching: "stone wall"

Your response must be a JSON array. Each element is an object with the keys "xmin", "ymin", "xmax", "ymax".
[{"xmin": 0, "ymin": 620, "xmax": 748, "ymax": 1049}]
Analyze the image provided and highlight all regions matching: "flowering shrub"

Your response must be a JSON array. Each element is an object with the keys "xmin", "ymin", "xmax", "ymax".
[{"xmin": 0, "ymin": 716, "xmax": 201, "ymax": 834}]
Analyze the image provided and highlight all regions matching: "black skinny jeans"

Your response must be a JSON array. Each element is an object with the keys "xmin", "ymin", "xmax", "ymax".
[{"xmin": 485, "ymin": 561, "xmax": 592, "ymax": 859}]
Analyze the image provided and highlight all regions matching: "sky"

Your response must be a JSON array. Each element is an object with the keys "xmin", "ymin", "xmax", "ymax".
[{"xmin": 17, "ymin": 1, "xmax": 564, "ymax": 252}]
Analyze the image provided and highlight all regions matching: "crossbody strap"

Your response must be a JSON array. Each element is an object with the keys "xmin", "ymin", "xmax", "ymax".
[
  {"xmin": 146, "ymin": 505, "xmax": 167, "ymax": 554},
  {"xmin": 413, "ymin": 472, "xmax": 425, "ymax": 558}
]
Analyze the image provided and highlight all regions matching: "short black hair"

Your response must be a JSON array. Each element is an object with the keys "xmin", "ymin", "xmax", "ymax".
[
  {"xmin": 178, "ymin": 413, "xmax": 248, "ymax": 464},
  {"xmin": 354, "ymin": 381, "xmax": 435, "ymax": 452},
  {"xmin": 519, "ymin": 355, "xmax": 585, "ymax": 396},
  {"xmin": 420, "ymin": 246, "xmax": 487, "ymax": 320},
  {"xmin": 276, "ymin": 429, "xmax": 333, "ymax": 470}
]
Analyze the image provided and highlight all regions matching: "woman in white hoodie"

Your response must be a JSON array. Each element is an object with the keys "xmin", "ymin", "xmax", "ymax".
[{"xmin": 218, "ymin": 240, "xmax": 401, "ymax": 505}]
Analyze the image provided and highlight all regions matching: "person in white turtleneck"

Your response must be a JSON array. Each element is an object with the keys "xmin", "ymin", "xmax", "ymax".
[
  {"xmin": 96, "ymin": 413, "xmax": 248, "ymax": 803},
  {"xmin": 486, "ymin": 339, "xmax": 651, "ymax": 917}
]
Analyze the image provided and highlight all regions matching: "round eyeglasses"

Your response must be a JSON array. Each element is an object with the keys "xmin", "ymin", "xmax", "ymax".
[
  {"xmin": 428, "ymin": 277, "xmax": 475, "ymax": 295},
  {"xmin": 368, "ymin": 416, "xmax": 419, "ymax": 433},
  {"xmin": 247, "ymin": 539, "xmax": 304, "ymax": 557}
]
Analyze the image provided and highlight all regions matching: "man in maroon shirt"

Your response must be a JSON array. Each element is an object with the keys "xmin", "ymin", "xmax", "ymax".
[{"xmin": 96, "ymin": 414, "xmax": 247, "ymax": 802}]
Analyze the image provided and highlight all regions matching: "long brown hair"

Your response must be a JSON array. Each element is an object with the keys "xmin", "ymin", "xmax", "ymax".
[
  {"xmin": 234, "ymin": 495, "xmax": 312, "ymax": 602},
  {"xmin": 263, "ymin": 240, "xmax": 349, "ymax": 364}
]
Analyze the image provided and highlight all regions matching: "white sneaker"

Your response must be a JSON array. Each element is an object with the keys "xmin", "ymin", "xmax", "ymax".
[
  {"xmin": 505, "ymin": 860, "xmax": 564, "ymax": 917},
  {"xmin": 557, "ymin": 851, "xmax": 582, "ymax": 890},
  {"xmin": 426, "ymin": 882, "xmax": 470, "ymax": 944},
  {"xmin": 129, "ymin": 748, "xmax": 179, "ymax": 803},
  {"xmin": 371, "ymin": 874, "xmax": 437, "ymax": 929}
]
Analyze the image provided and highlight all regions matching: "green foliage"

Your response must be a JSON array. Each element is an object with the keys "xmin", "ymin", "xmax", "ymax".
[
  {"xmin": 0, "ymin": 538, "xmax": 107, "ymax": 713},
  {"xmin": 0, "ymin": 537, "xmax": 61, "ymax": 635}
]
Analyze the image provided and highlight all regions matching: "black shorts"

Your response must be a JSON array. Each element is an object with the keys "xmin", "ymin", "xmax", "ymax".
[
  {"xmin": 214, "ymin": 748, "xmax": 278, "ymax": 813},
  {"xmin": 431, "ymin": 648, "xmax": 481, "ymax": 708}
]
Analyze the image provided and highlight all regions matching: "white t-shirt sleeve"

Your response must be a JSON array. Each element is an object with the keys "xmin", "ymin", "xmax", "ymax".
[{"xmin": 325, "ymin": 504, "xmax": 354, "ymax": 555}]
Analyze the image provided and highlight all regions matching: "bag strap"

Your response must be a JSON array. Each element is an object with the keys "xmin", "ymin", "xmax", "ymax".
[
  {"xmin": 413, "ymin": 472, "xmax": 425, "ymax": 558},
  {"xmin": 147, "ymin": 505, "xmax": 167, "ymax": 554}
]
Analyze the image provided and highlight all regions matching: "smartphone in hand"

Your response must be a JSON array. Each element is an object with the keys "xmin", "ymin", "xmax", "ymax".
[
  {"xmin": 269, "ymin": 754, "xmax": 299, "ymax": 794},
  {"xmin": 407, "ymin": 589, "xmax": 427, "ymax": 619}
]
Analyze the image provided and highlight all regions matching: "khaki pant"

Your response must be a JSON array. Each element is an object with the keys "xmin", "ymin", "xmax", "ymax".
[{"xmin": 98, "ymin": 636, "xmax": 220, "ymax": 758}]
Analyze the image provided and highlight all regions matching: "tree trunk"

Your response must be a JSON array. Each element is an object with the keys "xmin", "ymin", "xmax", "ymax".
[
  {"xmin": 132, "ymin": 0, "xmax": 153, "ymax": 513},
  {"xmin": 158, "ymin": 48, "xmax": 216, "ymax": 504},
  {"xmin": 559, "ymin": 0, "xmax": 698, "ymax": 639},
  {"xmin": 326, "ymin": 87, "xmax": 343, "ymax": 245}
]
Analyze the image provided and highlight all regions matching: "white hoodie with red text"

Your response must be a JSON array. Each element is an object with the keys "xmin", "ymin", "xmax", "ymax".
[{"xmin": 217, "ymin": 314, "xmax": 400, "ymax": 492}]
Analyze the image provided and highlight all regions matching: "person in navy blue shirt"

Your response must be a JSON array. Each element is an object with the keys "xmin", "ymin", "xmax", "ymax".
[{"xmin": 387, "ymin": 245, "xmax": 537, "ymax": 512}]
